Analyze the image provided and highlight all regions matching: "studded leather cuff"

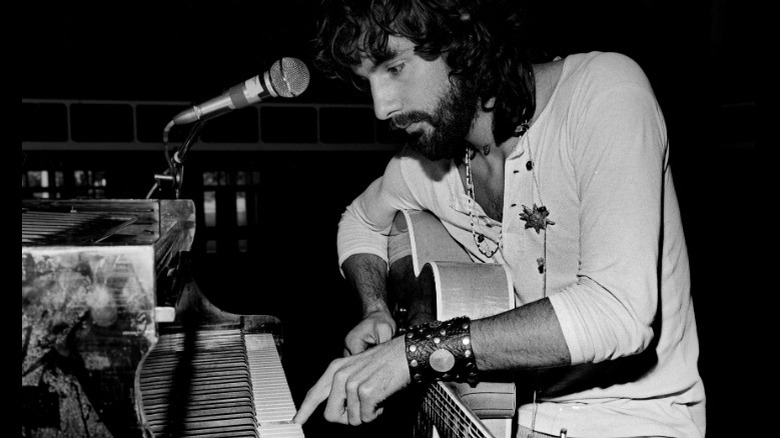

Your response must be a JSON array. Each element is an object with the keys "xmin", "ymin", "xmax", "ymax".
[{"xmin": 404, "ymin": 316, "xmax": 479, "ymax": 385}]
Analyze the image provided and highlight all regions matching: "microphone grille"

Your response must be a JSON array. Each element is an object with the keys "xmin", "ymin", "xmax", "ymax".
[{"xmin": 269, "ymin": 57, "xmax": 310, "ymax": 98}]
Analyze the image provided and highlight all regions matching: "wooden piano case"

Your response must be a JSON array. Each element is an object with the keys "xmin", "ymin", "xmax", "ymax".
[
  {"xmin": 22, "ymin": 198, "xmax": 302, "ymax": 438},
  {"xmin": 21, "ymin": 199, "xmax": 195, "ymax": 438},
  {"xmin": 20, "ymin": 199, "xmax": 303, "ymax": 438}
]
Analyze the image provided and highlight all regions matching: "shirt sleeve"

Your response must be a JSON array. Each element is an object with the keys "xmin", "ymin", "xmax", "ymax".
[
  {"xmin": 548, "ymin": 56, "xmax": 669, "ymax": 364},
  {"xmin": 336, "ymin": 150, "xmax": 424, "ymax": 274}
]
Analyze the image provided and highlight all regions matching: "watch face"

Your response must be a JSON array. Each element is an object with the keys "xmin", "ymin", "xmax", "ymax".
[{"xmin": 429, "ymin": 349, "xmax": 456, "ymax": 372}]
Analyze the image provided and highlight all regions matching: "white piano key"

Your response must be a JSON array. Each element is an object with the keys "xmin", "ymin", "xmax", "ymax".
[{"xmin": 245, "ymin": 333, "xmax": 304, "ymax": 437}]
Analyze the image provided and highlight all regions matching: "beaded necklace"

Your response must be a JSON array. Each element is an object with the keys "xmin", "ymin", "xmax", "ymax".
[
  {"xmin": 464, "ymin": 120, "xmax": 532, "ymax": 259},
  {"xmin": 464, "ymin": 147, "xmax": 502, "ymax": 258}
]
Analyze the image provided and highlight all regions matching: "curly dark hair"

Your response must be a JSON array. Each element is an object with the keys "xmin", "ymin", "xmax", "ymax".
[{"xmin": 313, "ymin": 0, "xmax": 537, "ymax": 145}]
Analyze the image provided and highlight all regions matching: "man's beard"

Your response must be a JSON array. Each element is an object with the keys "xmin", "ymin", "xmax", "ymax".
[{"xmin": 391, "ymin": 76, "xmax": 479, "ymax": 161}]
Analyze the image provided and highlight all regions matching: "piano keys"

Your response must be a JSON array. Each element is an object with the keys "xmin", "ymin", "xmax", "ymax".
[
  {"xmin": 140, "ymin": 322, "xmax": 303, "ymax": 438},
  {"xmin": 21, "ymin": 198, "xmax": 303, "ymax": 438}
]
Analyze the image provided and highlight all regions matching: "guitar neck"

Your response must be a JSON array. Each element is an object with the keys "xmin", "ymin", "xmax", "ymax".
[{"xmin": 415, "ymin": 382, "xmax": 495, "ymax": 438}]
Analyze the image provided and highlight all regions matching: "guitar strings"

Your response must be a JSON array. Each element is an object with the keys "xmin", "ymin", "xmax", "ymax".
[
  {"xmin": 419, "ymin": 383, "xmax": 490, "ymax": 438},
  {"xmin": 422, "ymin": 390, "xmax": 475, "ymax": 438}
]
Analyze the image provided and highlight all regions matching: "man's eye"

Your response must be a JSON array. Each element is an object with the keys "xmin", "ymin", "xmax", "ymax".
[{"xmin": 387, "ymin": 63, "xmax": 405, "ymax": 75}]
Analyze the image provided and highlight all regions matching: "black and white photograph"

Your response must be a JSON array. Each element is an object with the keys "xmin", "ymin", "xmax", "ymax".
[{"xmin": 22, "ymin": 1, "xmax": 765, "ymax": 437}]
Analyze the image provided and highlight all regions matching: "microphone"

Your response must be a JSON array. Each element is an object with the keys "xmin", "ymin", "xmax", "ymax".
[{"xmin": 171, "ymin": 57, "xmax": 310, "ymax": 125}]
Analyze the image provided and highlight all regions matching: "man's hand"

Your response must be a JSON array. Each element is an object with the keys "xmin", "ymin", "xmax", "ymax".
[
  {"xmin": 292, "ymin": 335, "xmax": 410, "ymax": 426},
  {"xmin": 343, "ymin": 310, "xmax": 397, "ymax": 356}
]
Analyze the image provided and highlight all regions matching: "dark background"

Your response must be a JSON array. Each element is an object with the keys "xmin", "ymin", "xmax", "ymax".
[{"xmin": 22, "ymin": 1, "xmax": 766, "ymax": 437}]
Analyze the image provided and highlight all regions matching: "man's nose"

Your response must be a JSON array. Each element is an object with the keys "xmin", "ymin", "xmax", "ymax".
[{"xmin": 370, "ymin": 80, "xmax": 401, "ymax": 121}]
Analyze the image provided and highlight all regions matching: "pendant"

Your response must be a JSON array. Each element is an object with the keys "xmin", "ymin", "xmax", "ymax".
[
  {"xmin": 519, "ymin": 204, "xmax": 555, "ymax": 233},
  {"xmin": 514, "ymin": 120, "xmax": 530, "ymax": 136},
  {"xmin": 477, "ymin": 236, "xmax": 499, "ymax": 258}
]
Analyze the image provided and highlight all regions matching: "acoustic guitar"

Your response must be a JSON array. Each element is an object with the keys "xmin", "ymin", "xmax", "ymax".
[{"xmin": 388, "ymin": 210, "xmax": 517, "ymax": 438}]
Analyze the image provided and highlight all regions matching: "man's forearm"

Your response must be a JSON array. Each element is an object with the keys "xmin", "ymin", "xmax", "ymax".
[
  {"xmin": 342, "ymin": 253, "xmax": 392, "ymax": 317},
  {"xmin": 472, "ymin": 297, "xmax": 571, "ymax": 371},
  {"xmin": 342, "ymin": 254, "xmax": 571, "ymax": 372}
]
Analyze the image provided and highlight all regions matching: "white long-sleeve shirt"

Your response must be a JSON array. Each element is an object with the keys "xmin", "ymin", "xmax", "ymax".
[{"xmin": 337, "ymin": 52, "xmax": 705, "ymax": 437}]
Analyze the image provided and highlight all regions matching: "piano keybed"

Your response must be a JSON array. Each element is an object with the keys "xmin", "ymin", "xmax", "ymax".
[{"xmin": 141, "ymin": 329, "xmax": 304, "ymax": 438}]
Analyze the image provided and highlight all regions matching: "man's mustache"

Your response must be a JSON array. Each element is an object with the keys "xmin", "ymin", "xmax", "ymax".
[{"xmin": 391, "ymin": 111, "xmax": 435, "ymax": 130}]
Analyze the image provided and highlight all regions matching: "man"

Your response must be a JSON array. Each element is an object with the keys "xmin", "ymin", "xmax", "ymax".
[{"xmin": 293, "ymin": 0, "xmax": 706, "ymax": 436}]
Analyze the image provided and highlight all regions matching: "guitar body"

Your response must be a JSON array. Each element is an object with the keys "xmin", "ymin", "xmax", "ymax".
[{"xmin": 388, "ymin": 210, "xmax": 517, "ymax": 438}]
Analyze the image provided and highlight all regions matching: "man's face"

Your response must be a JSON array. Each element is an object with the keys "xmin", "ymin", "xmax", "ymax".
[{"xmin": 353, "ymin": 36, "xmax": 478, "ymax": 160}]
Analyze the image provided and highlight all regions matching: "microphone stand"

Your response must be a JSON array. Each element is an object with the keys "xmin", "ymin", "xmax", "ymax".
[{"xmin": 146, "ymin": 119, "xmax": 207, "ymax": 199}]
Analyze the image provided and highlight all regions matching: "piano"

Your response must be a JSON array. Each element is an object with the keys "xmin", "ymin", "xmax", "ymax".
[{"xmin": 21, "ymin": 198, "xmax": 304, "ymax": 438}]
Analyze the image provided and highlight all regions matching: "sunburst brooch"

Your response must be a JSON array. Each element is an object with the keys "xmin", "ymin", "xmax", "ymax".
[{"xmin": 519, "ymin": 204, "xmax": 555, "ymax": 233}]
